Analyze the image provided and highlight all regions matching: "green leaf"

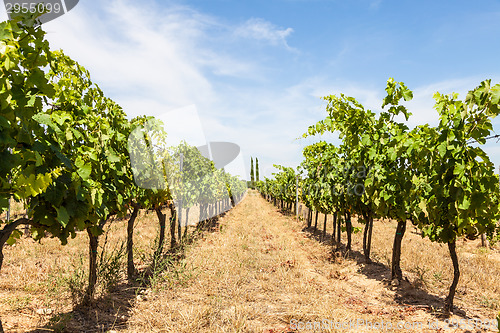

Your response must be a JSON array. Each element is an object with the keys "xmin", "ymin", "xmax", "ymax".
[
  {"xmin": 491, "ymin": 84, "xmax": 500, "ymax": 105},
  {"xmin": 0, "ymin": 22, "xmax": 13, "ymax": 40},
  {"xmin": 4, "ymin": 55, "xmax": 14, "ymax": 71},
  {"xmin": 6, "ymin": 229, "xmax": 22, "ymax": 246},
  {"xmin": 402, "ymin": 89, "xmax": 413, "ymax": 101},
  {"xmin": 0, "ymin": 115, "xmax": 10, "ymax": 130},
  {"xmin": 76, "ymin": 218, "xmax": 86, "ymax": 231},
  {"xmin": 77, "ymin": 164, "xmax": 91, "ymax": 180},
  {"xmin": 437, "ymin": 142, "xmax": 447, "ymax": 157},
  {"xmin": 457, "ymin": 197, "xmax": 470, "ymax": 210},
  {"xmin": 56, "ymin": 206, "xmax": 70, "ymax": 227},
  {"xmin": 32, "ymin": 113, "xmax": 52, "ymax": 126},
  {"xmin": 453, "ymin": 163, "xmax": 465, "ymax": 176},
  {"xmin": 107, "ymin": 154, "xmax": 121, "ymax": 163},
  {"xmin": 32, "ymin": 113, "xmax": 61, "ymax": 134},
  {"xmin": 418, "ymin": 200, "xmax": 428, "ymax": 217}
]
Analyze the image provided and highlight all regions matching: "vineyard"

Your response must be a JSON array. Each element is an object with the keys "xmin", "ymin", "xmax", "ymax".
[
  {"xmin": 2, "ymin": 9, "xmax": 500, "ymax": 333},
  {"xmin": 0, "ymin": 14, "xmax": 247, "ymax": 332},
  {"xmin": 256, "ymin": 78, "xmax": 500, "ymax": 319}
]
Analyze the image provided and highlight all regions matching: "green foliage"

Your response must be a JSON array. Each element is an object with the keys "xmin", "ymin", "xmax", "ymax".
[
  {"xmin": 0, "ymin": 17, "xmax": 65, "ymax": 224},
  {"xmin": 261, "ymin": 76, "xmax": 500, "ymax": 312},
  {"xmin": 260, "ymin": 164, "xmax": 297, "ymax": 206},
  {"xmin": 0, "ymin": 15, "xmax": 247, "ymax": 308},
  {"xmin": 256, "ymin": 158, "xmax": 260, "ymax": 182},
  {"xmin": 277, "ymin": 77, "xmax": 500, "ymax": 246},
  {"xmin": 411, "ymin": 81, "xmax": 500, "ymax": 243},
  {"xmin": 299, "ymin": 141, "xmax": 341, "ymax": 214}
]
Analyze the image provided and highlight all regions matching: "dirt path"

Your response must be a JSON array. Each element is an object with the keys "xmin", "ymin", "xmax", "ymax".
[{"xmin": 126, "ymin": 191, "xmax": 499, "ymax": 332}]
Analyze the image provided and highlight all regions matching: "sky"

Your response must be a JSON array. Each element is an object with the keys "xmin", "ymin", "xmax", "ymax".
[{"xmin": 2, "ymin": 0, "xmax": 500, "ymax": 180}]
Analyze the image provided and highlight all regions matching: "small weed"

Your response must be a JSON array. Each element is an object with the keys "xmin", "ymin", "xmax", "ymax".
[
  {"xmin": 65, "ymin": 237, "xmax": 126, "ymax": 305},
  {"xmin": 166, "ymin": 259, "xmax": 196, "ymax": 288},
  {"xmin": 379, "ymin": 250, "xmax": 391, "ymax": 267},
  {"xmin": 4, "ymin": 295, "xmax": 31, "ymax": 311},
  {"xmin": 479, "ymin": 296, "xmax": 500, "ymax": 310},
  {"xmin": 97, "ymin": 238, "xmax": 126, "ymax": 293},
  {"xmin": 65, "ymin": 255, "xmax": 87, "ymax": 306},
  {"xmin": 138, "ymin": 250, "xmax": 198, "ymax": 293},
  {"xmin": 147, "ymin": 255, "xmax": 174, "ymax": 292},
  {"xmin": 47, "ymin": 313, "xmax": 73, "ymax": 333},
  {"xmin": 477, "ymin": 247, "xmax": 489, "ymax": 255},
  {"xmin": 43, "ymin": 270, "xmax": 67, "ymax": 297},
  {"xmin": 412, "ymin": 264, "xmax": 429, "ymax": 288}
]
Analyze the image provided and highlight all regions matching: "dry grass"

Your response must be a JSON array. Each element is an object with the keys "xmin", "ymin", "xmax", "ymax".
[
  {"xmin": 126, "ymin": 192, "xmax": 500, "ymax": 332},
  {"xmin": 303, "ymin": 209, "xmax": 500, "ymax": 317},
  {"xmin": 0, "ymin": 208, "xmax": 161, "ymax": 332},
  {"xmin": 367, "ymin": 218, "xmax": 500, "ymax": 313},
  {"xmin": 1, "ymin": 192, "xmax": 499, "ymax": 332},
  {"xmin": 127, "ymin": 191, "xmax": 378, "ymax": 332}
]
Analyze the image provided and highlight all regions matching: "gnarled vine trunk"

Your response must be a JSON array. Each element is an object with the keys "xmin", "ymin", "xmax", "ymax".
[
  {"xmin": 177, "ymin": 202, "xmax": 182, "ymax": 243},
  {"xmin": 345, "ymin": 211, "xmax": 352, "ymax": 251},
  {"xmin": 183, "ymin": 207, "xmax": 190, "ymax": 240},
  {"xmin": 84, "ymin": 227, "xmax": 99, "ymax": 305},
  {"xmin": 362, "ymin": 211, "xmax": 374, "ymax": 262},
  {"xmin": 0, "ymin": 218, "xmax": 29, "ymax": 272},
  {"xmin": 481, "ymin": 233, "xmax": 489, "ymax": 248},
  {"xmin": 362, "ymin": 213, "xmax": 368, "ymax": 256},
  {"xmin": 336, "ymin": 213, "xmax": 341, "ymax": 243},
  {"xmin": 331, "ymin": 212, "xmax": 337, "ymax": 243},
  {"xmin": 169, "ymin": 204, "xmax": 177, "ymax": 249},
  {"xmin": 391, "ymin": 220, "xmax": 407, "ymax": 281},
  {"xmin": 314, "ymin": 211, "xmax": 319, "ymax": 230},
  {"xmin": 154, "ymin": 207, "xmax": 166, "ymax": 263},
  {"xmin": 444, "ymin": 240, "xmax": 460, "ymax": 313},
  {"xmin": 322, "ymin": 213, "xmax": 327, "ymax": 240},
  {"xmin": 126, "ymin": 204, "xmax": 140, "ymax": 281},
  {"xmin": 307, "ymin": 207, "xmax": 312, "ymax": 228}
]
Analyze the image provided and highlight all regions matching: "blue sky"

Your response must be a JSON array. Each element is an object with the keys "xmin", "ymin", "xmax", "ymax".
[{"xmin": 2, "ymin": 0, "xmax": 500, "ymax": 179}]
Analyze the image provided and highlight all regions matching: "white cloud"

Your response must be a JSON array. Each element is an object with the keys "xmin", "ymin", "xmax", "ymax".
[
  {"xmin": 235, "ymin": 18, "xmax": 295, "ymax": 50},
  {"xmin": 43, "ymin": 0, "xmax": 216, "ymax": 114},
  {"xmin": 196, "ymin": 77, "xmax": 331, "ymax": 179},
  {"xmin": 36, "ymin": 0, "xmax": 305, "ymax": 179}
]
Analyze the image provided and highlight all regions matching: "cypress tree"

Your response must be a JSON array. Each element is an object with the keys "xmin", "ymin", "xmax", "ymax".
[
  {"xmin": 250, "ymin": 157, "xmax": 255, "ymax": 188},
  {"xmin": 256, "ymin": 158, "xmax": 260, "ymax": 182}
]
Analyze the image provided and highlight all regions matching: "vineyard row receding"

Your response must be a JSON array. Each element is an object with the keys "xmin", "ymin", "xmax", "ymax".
[
  {"xmin": 0, "ymin": 14, "xmax": 247, "ymax": 325},
  {"xmin": 257, "ymin": 78, "xmax": 500, "ymax": 314}
]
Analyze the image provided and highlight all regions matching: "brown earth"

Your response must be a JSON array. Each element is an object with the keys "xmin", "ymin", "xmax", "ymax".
[{"xmin": 1, "ymin": 191, "xmax": 499, "ymax": 332}]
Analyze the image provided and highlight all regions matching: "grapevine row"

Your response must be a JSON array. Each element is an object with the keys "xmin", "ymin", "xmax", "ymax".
[
  {"xmin": 0, "ymin": 13, "xmax": 246, "ymax": 311},
  {"xmin": 258, "ymin": 78, "xmax": 500, "ymax": 313}
]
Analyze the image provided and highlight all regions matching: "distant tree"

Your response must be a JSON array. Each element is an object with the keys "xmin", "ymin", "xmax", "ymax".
[
  {"xmin": 256, "ymin": 158, "xmax": 260, "ymax": 182},
  {"xmin": 250, "ymin": 157, "xmax": 255, "ymax": 189}
]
